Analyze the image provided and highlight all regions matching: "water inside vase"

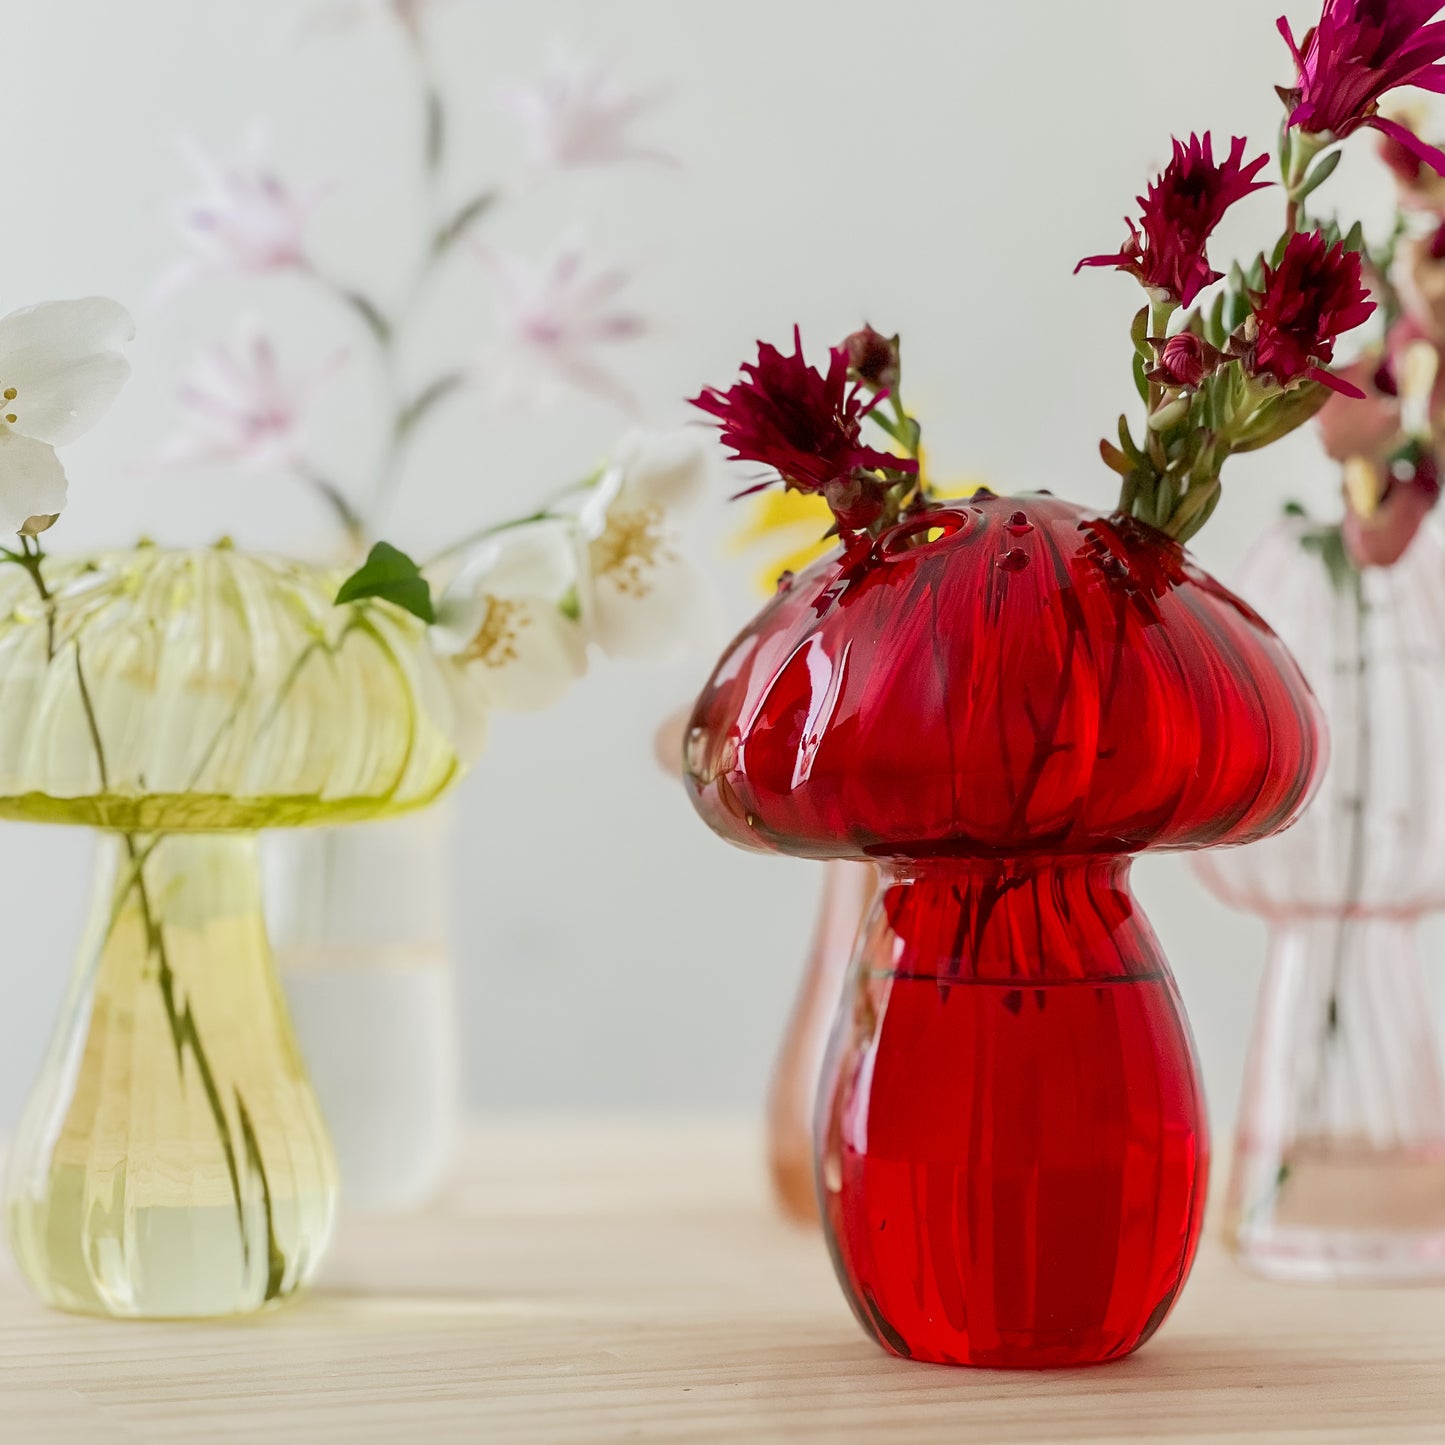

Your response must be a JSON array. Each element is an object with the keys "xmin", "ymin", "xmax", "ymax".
[
  {"xmin": 821, "ymin": 971, "xmax": 1207, "ymax": 1367},
  {"xmin": 5, "ymin": 833, "xmax": 336, "ymax": 1317}
]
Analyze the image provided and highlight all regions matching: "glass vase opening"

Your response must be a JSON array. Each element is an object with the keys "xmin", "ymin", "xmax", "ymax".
[
  {"xmin": 817, "ymin": 857, "xmax": 1208, "ymax": 1369},
  {"xmin": 5, "ymin": 831, "xmax": 337, "ymax": 1318}
]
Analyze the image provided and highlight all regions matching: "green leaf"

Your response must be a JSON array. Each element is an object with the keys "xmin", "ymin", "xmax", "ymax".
[
  {"xmin": 1154, "ymin": 474, "xmax": 1177, "ymax": 529},
  {"xmin": 1130, "ymin": 306, "xmax": 1151, "ymax": 361},
  {"xmin": 1231, "ymin": 383, "xmax": 1331, "ymax": 453},
  {"xmin": 335, "ymin": 541, "xmax": 435, "ymax": 624},
  {"xmin": 432, "ymin": 191, "xmax": 498, "ymax": 257},
  {"xmin": 1132, "ymin": 351, "xmax": 1150, "ymax": 405},
  {"xmin": 1148, "ymin": 397, "xmax": 1188, "ymax": 432},
  {"xmin": 1299, "ymin": 523, "xmax": 1357, "ymax": 593},
  {"xmin": 1100, "ymin": 439, "xmax": 1134, "ymax": 476},
  {"xmin": 1118, "ymin": 467, "xmax": 1145, "ymax": 519},
  {"xmin": 1298, "ymin": 148, "xmax": 1343, "ymax": 201},
  {"xmin": 1203, "ymin": 292, "xmax": 1228, "ymax": 349}
]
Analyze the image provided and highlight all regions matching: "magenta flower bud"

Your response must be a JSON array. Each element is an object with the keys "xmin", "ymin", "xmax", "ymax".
[
  {"xmin": 843, "ymin": 326, "xmax": 902, "ymax": 393},
  {"xmin": 1149, "ymin": 333, "xmax": 1223, "ymax": 389}
]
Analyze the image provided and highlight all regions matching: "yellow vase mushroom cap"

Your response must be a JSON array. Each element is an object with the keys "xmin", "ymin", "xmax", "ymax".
[{"xmin": 0, "ymin": 545, "xmax": 466, "ymax": 830}]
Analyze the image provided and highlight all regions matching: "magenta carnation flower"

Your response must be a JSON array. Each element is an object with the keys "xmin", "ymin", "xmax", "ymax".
[
  {"xmin": 1279, "ymin": 1, "xmax": 1445, "ymax": 175},
  {"xmin": 689, "ymin": 329, "xmax": 916, "ymax": 530},
  {"xmin": 1246, "ymin": 230, "xmax": 1377, "ymax": 396},
  {"xmin": 1077, "ymin": 133, "xmax": 1271, "ymax": 306}
]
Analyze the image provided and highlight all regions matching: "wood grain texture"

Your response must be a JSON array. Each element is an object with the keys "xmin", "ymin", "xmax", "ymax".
[{"xmin": 0, "ymin": 1120, "xmax": 1442, "ymax": 1444}]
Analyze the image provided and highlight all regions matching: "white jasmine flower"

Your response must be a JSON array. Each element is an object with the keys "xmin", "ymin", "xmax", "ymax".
[
  {"xmin": 573, "ymin": 430, "xmax": 709, "ymax": 660},
  {"xmin": 0, "ymin": 298, "xmax": 134, "ymax": 535},
  {"xmin": 433, "ymin": 520, "xmax": 589, "ymax": 711}
]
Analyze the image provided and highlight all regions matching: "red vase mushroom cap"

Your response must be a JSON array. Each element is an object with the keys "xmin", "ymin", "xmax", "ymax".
[{"xmin": 685, "ymin": 492, "xmax": 1325, "ymax": 861}]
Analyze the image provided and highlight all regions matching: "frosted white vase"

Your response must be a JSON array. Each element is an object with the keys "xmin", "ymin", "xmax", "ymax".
[{"xmin": 264, "ymin": 807, "xmax": 458, "ymax": 1212}]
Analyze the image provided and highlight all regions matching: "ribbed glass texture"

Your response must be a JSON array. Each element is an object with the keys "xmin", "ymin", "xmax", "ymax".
[
  {"xmin": 1197, "ymin": 520, "xmax": 1445, "ymax": 1280},
  {"xmin": 0, "ymin": 546, "xmax": 462, "ymax": 830}
]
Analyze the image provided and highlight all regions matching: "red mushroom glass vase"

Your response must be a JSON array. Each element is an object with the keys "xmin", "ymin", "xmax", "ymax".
[{"xmin": 685, "ymin": 491, "xmax": 1325, "ymax": 1369}]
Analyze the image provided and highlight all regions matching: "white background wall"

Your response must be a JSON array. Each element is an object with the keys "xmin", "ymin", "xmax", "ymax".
[{"xmin": 0, "ymin": 0, "xmax": 1434, "ymax": 1130}]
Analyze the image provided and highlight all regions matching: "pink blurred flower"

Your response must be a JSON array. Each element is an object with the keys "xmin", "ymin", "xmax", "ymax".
[
  {"xmin": 1316, "ymin": 355, "xmax": 1404, "ymax": 461},
  {"xmin": 1376, "ymin": 108, "xmax": 1445, "ymax": 208},
  {"xmin": 1279, "ymin": 1, "xmax": 1445, "ymax": 176},
  {"xmin": 158, "ymin": 326, "xmax": 343, "ymax": 470},
  {"xmin": 155, "ymin": 133, "xmax": 324, "ymax": 299},
  {"xmin": 1342, "ymin": 451, "xmax": 1442, "ymax": 567},
  {"xmin": 506, "ymin": 60, "xmax": 674, "ymax": 169},
  {"xmin": 477, "ymin": 245, "xmax": 648, "ymax": 413},
  {"xmin": 1400, "ymin": 224, "xmax": 1445, "ymax": 345}
]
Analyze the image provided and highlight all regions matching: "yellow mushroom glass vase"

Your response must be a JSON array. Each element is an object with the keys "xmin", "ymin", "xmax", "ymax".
[{"xmin": 0, "ymin": 545, "xmax": 465, "ymax": 1318}]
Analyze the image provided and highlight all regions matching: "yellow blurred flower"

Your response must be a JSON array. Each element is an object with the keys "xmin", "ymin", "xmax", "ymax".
[
  {"xmin": 730, "ymin": 487, "xmax": 836, "ymax": 595},
  {"xmin": 731, "ymin": 447, "xmax": 984, "ymax": 596}
]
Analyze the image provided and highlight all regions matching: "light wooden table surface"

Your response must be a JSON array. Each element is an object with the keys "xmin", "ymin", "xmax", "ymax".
[{"xmin": 1, "ymin": 1120, "xmax": 1442, "ymax": 1444}]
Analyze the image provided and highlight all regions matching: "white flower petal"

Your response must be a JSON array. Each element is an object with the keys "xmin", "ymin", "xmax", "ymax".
[
  {"xmin": 430, "ymin": 595, "xmax": 488, "ymax": 657},
  {"xmin": 438, "ymin": 660, "xmax": 491, "ymax": 763},
  {"xmin": 0, "ymin": 298, "xmax": 135, "ymax": 446},
  {"xmin": 447, "ymin": 520, "xmax": 580, "ymax": 603},
  {"xmin": 461, "ymin": 600, "xmax": 589, "ymax": 712},
  {"xmin": 612, "ymin": 428, "xmax": 709, "ymax": 514},
  {"xmin": 0, "ymin": 432, "xmax": 68, "ymax": 535},
  {"xmin": 576, "ymin": 463, "xmax": 624, "ymax": 540},
  {"xmin": 588, "ymin": 555, "xmax": 707, "ymax": 661},
  {"xmin": 432, "ymin": 520, "xmax": 583, "ymax": 658}
]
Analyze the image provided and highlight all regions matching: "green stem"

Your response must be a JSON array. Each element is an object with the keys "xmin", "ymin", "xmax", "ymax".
[
  {"xmin": 423, "ymin": 467, "xmax": 608, "ymax": 569},
  {"xmin": 1282, "ymin": 129, "xmax": 1326, "ymax": 235},
  {"xmin": 1315, "ymin": 570, "xmax": 1370, "ymax": 1123},
  {"xmin": 296, "ymin": 31, "xmax": 480, "ymax": 543}
]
